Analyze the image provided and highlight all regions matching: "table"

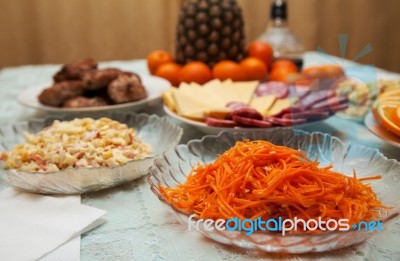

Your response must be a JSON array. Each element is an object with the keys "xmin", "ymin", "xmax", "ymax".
[{"xmin": 0, "ymin": 52, "xmax": 399, "ymax": 260}]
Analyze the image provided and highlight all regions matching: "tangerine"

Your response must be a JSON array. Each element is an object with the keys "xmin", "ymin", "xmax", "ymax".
[
  {"xmin": 272, "ymin": 59, "xmax": 298, "ymax": 72},
  {"xmin": 155, "ymin": 62, "xmax": 182, "ymax": 87},
  {"xmin": 269, "ymin": 67, "xmax": 297, "ymax": 82},
  {"xmin": 180, "ymin": 61, "xmax": 212, "ymax": 84},
  {"xmin": 213, "ymin": 60, "xmax": 246, "ymax": 81},
  {"xmin": 147, "ymin": 50, "xmax": 174, "ymax": 75},
  {"xmin": 240, "ymin": 57, "xmax": 268, "ymax": 81},
  {"xmin": 248, "ymin": 41, "xmax": 274, "ymax": 67}
]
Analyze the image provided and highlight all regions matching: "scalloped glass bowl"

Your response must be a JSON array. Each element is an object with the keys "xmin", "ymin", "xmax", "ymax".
[
  {"xmin": 148, "ymin": 129, "xmax": 400, "ymax": 253},
  {"xmin": 0, "ymin": 112, "xmax": 183, "ymax": 194}
]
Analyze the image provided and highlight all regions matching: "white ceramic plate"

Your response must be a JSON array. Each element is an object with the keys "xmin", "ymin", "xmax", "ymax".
[
  {"xmin": 164, "ymin": 105, "xmax": 325, "ymax": 135},
  {"xmin": 364, "ymin": 112, "xmax": 400, "ymax": 148},
  {"xmin": 17, "ymin": 74, "xmax": 170, "ymax": 113}
]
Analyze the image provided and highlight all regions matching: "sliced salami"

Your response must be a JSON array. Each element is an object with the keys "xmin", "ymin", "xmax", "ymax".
[
  {"xmin": 206, "ymin": 118, "xmax": 237, "ymax": 128},
  {"xmin": 232, "ymin": 115, "xmax": 273, "ymax": 128},
  {"xmin": 298, "ymin": 90, "xmax": 336, "ymax": 109},
  {"xmin": 288, "ymin": 84, "xmax": 312, "ymax": 99},
  {"xmin": 256, "ymin": 81, "xmax": 288, "ymax": 98},
  {"xmin": 329, "ymin": 103, "xmax": 349, "ymax": 114},
  {"xmin": 311, "ymin": 95, "xmax": 349, "ymax": 110},
  {"xmin": 282, "ymin": 111, "xmax": 330, "ymax": 120},
  {"xmin": 266, "ymin": 117, "xmax": 307, "ymax": 126},
  {"xmin": 269, "ymin": 107, "xmax": 302, "ymax": 118},
  {"xmin": 231, "ymin": 107, "xmax": 263, "ymax": 120}
]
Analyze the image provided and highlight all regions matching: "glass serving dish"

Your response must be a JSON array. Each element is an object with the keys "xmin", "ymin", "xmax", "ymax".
[
  {"xmin": 148, "ymin": 129, "xmax": 400, "ymax": 253},
  {"xmin": 0, "ymin": 112, "xmax": 183, "ymax": 194}
]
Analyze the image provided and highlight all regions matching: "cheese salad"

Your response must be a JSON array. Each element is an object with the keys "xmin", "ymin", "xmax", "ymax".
[{"xmin": 0, "ymin": 118, "xmax": 151, "ymax": 172}]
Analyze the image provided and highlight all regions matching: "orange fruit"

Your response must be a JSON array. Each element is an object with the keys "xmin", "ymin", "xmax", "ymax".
[
  {"xmin": 322, "ymin": 65, "xmax": 345, "ymax": 78},
  {"xmin": 212, "ymin": 60, "xmax": 246, "ymax": 81},
  {"xmin": 180, "ymin": 61, "xmax": 212, "ymax": 84},
  {"xmin": 373, "ymin": 105, "xmax": 400, "ymax": 136},
  {"xmin": 285, "ymin": 73, "xmax": 308, "ymax": 85},
  {"xmin": 372, "ymin": 90, "xmax": 400, "ymax": 136},
  {"xmin": 396, "ymin": 107, "xmax": 400, "ymax": 124},
  {"xmin": 248, "ymin": 41, "xmax": 274, "ymax": 67},
  {"xmin": 239, "ymin": 57, "xmax": 268, "ymax": 81},
  {"xmin": 155, "ymin": 62, "xmax": 182, "ymax": 87},
  {"xmin": 147, "ymin": 50, "xmax": 174, "ymax": 75},
  {"xmin": 302, "ymin": 65, "xmax": 344, "ymax": 80},
  {"xmin": 272, "ymin": 59, "xmax": 298, "ymax": 72},
  {"xmin": 269, "ymin": 67, "xmax": 297, "ymax": 82}
]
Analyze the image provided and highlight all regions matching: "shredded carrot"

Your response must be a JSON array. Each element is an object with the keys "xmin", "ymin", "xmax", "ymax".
[{"xmin": 159, "ymin": 140, "xmax": 386, "ymax": 232}]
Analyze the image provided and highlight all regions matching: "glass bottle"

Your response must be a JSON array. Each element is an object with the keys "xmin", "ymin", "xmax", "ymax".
[{"xmin": 258, "ymin": 0, "xmax": 305, "ymax": 70}]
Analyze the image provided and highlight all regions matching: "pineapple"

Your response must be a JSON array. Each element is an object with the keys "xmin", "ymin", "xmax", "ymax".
[{"xmin": 176, "ymin": 0, "xmax": 246, "ymax": 67}]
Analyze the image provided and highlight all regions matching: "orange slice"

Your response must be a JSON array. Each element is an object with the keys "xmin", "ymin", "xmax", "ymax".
[
  {"xmin": 372, "ymin": 99, "xmax": 400, "ymax": 136},
  {"xmin": 396, "ymin": 107, "xmax": 400, "ymax": 124},
  {"xmin": 380, "ymin": 89, "xmax": 400, "ymax": 99}
]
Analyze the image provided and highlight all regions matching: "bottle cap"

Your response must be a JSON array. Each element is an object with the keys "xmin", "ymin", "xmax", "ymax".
[{"xmin": 271, "ymin": 0, "xmax": 287, "ymax": 20}]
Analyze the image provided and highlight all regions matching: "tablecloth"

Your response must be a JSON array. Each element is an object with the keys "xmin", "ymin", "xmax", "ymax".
[{"xmin": 0, "ymin": 52, "xmax": 399, "ymax": 261}]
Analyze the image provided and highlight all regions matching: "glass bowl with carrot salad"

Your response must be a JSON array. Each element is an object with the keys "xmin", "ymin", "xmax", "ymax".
[{"xmin": 148, "ymin": 129, "xmax": 400, "ymax": 253}]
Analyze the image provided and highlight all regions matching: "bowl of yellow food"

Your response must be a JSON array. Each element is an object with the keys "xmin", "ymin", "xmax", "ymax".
[{"xmin": 0, "ymin": 112, "xmax": 182, "ymax": 194}]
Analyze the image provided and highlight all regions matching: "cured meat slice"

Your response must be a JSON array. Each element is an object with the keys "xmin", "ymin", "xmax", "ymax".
[
  {"xmin": 231, "ymin": 107, "xmax": 263, "ymax": 120},
  {"xmin": 232, "ymin": 116, "xmax": 273, "ymax": 128},
  {"xmin": 265, "ymin": 117, "xmax": 307, "ymax": 126},
  {"xmin": 206, "ymin": 118, "xmax": 237, "ymax": 128},
  {"xmin": 311, "ymin": 95, "xmax": 349, "ymax": 110},
  {"xmin": 329, "ymin": 103, "xmax": 349, "ymax": 114},
  {"xmin": 297, "ymin": 90, "xmax": 336, "ymax": 109},
  {"xmin": 256, "ymin": 81, "xmax": 288, "ymax": 98},
  {"xmin": 282, "ymin": 111, "xmax": 330, "ymax": 120},
  {"xmin": 269, "ymin": 107, "xmax": 302, "ymax": 118},
  {"xmin": 288, "ymin": 84, "xmax": 312, "ymax": 99}
]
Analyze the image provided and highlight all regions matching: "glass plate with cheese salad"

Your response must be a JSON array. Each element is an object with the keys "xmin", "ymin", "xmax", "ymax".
[{"xmin": 0, "ymin": 112, "xmax": 182, "ymax": 194}]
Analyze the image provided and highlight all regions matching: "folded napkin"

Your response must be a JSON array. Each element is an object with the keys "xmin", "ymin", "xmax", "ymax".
[
  {"xmin": 41, "ymin": 235, "xmax": 80, "ymax": 261},
  {"xmin": 0, "ymin": 188, "xmax": 106, "ymax": 261}
]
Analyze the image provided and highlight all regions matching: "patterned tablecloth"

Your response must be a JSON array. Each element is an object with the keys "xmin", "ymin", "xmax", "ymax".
[{"xmin": 0, "ymin": 52, "xmax": 399, "ymax": 260}]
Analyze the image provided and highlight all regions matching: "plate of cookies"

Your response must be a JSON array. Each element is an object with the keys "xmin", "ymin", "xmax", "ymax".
[{"xmin": 17, "ymin": 58, "xmax": 170, "ymax": 113}]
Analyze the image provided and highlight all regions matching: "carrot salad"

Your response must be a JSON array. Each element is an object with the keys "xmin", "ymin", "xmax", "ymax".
[{"xmin": 159, "ymin": 140, "xmax": 384, "ymax": 231}]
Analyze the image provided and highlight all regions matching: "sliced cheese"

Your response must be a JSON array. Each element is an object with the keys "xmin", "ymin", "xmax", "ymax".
[
  {"xmin": 222, "ymin": 79, "xmax": 234, "ymax": 87},
  {"xmin": 202, "ymin": 79, "xmax": 230, "ymax": 107},
  {"xmin": 202, "ymin": 79, "xmax": 222, "ymax": 89},
  {"xmin": 179, "ymin": 81, "xmax": 221, "ymax": 107},
  {"xmin": 233, "ymin": 81, "xmax": 259, "ymax": 104},
  {"xmin": 171, "ymin": 89, "xmax": 224, "ymax": 120},
  {"xmin": 250, "ymin": 95, "xmax": 277, "ymax": 115},
  {"xmin": 220, "ymin": 79, "xmax": 241, "ymax": 104},
  {"xmin": 219, "ymin": 84, "xmax": 240, "ymax": 105},
  {"xmin": 181, "ymin": 110, "xmax": 207, "ymax": 121},
  {"xmin": 266, "ymin": 98, "xmax": 290, "ymax": 116},
  {"xmin": 162, "ymin": 88, "xmax": 176, "ymax": 112},
  {"xmin": 289, "ymin": 96, "xmax": 299, "ymax": 106},
  {"xmin": 178, "ymin": 82, "xmax": 202, "ymax": 89},
  {"xmin": 204, "ymin": 108, "xmax": 232, "ymax": 119},
  {"xmin": 169, "ymin": 79, "xmax": 263, "ymax": 122},
  {"xmin": 265, "ymin": 96, "xmax": 299, "ymax": 116},
  {"xmin": 172, "ymin": 89, "xmax": 207, "ymax": 116},
  {"xmin": 190, "ymin": 82, "xmax": 202, "ymax": 88}
]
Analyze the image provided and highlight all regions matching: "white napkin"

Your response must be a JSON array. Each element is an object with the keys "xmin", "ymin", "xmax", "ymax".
[
  {"xmin": 0, "ymin": 188, "xmax": 107, "ymax": 261},
  {"xmin": 41, "ymin": 195, "xmax": 80, "ymax": 261}
]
